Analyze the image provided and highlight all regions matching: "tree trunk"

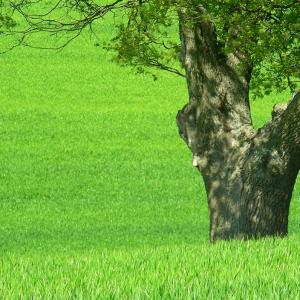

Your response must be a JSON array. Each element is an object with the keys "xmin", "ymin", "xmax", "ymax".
[{"xmin": 176, "ymin": 6, "xmax": 300, "ymax": 242}]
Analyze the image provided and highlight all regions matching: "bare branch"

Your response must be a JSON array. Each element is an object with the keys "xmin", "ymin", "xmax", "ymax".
[{"xmin": 9, "ymin": 0, "xmax": 134, "ymax": 36}]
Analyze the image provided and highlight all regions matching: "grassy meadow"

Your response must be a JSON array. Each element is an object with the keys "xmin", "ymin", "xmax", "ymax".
[{"xmin": 0, "ymin": 18, "xmax": 300, "ymax": 298}]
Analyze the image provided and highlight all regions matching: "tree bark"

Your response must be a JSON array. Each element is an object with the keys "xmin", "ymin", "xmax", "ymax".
[{"xmin": 176, "ymin": 6, "xmax": 300, "ymax": 242}]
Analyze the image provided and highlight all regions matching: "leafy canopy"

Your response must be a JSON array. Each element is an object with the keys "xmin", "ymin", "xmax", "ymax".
[{"xmin": 1, "ymin": 0, "xmax": 299, "ymax": 96}]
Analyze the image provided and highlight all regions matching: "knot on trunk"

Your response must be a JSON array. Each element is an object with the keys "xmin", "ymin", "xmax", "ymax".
[
  {"xmin": 192, "ymin": 154, "xmax": 208, "ymax": 170},
  {"xmin": 176, "ymin": 102, "xmax": 199, "ymax": 151}
]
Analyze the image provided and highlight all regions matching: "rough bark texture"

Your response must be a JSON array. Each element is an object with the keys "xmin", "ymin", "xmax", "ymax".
[{"xmin": 176, "ymin": 6, "xmax": 300, "ymax": 242}]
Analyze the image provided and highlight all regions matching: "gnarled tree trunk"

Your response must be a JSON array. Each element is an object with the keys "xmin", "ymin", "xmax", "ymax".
[{"xmin": 176, "ymin": 6, "xmax": 300, "ymax": 242}]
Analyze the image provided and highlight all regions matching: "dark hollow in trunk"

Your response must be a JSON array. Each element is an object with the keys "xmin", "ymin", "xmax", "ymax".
[{"xmin": 176, "ymin": 6, "xmax": 300, "ymax": 242}]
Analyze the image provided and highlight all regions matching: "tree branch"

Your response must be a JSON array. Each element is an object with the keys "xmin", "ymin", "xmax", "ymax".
[
  {"xmin": 271, "ymin": 91, "xmax": 300, "ymax": 160},
  {"xmin": 6, "ymin": 0, "xmax": 134, "ymax": 47},
  {"xmin": 256, "ymin": 91, "xmax": 300, "ymax": 173}
]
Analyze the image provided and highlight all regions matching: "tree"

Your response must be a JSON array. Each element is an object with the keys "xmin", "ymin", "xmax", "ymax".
[{"xmin": 1, "ymin": 0, "xmax": 299, "ymax": 241}]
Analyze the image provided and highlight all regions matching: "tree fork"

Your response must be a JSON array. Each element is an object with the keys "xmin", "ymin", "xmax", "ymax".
[
  {"xmin": 177, "ymin": 86, "xmax": 300, "ymax": 241},
  {"xmin": 177, "ymin": 8, "xmax": 300, "ymax": 241}
]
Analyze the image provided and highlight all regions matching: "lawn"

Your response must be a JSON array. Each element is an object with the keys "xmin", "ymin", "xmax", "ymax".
[{"xmin": 0, "ymin": 20, "xmax": 300, "ymax": 298}]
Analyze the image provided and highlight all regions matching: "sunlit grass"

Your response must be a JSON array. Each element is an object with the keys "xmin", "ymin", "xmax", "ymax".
[{"xmin": 1, "ymin": 238, "xmax": 300, "ymax": 299}]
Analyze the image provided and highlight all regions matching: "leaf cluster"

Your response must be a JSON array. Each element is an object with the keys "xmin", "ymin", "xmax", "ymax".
[
  {"xmin": 107, "ymin": 0, "xmax": 184, "ymax": 77},
  {"xmin": 108, "ymin": 0, "xmax": 299, "ymax": 95}
]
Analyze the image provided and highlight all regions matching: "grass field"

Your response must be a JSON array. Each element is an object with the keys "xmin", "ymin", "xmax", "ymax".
[{"xmin": 0, "ymin": 21, "xmax": 300, "ymax": 298}]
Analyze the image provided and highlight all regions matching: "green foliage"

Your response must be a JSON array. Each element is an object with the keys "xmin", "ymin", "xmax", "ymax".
[
  {"xmin": 88, "ymin": 0, "xmax": 299, "ymax": 95},
  {"xmin": 201, "ymin": 1, "xmax": 299, "ymax": 96},
  {"xmin": 111, "ymin": 0, "xmax": 300, "ymax": 95},
  {"xmin": 107, "ymin": 0, "xmax": 182, "ymax": 76}
]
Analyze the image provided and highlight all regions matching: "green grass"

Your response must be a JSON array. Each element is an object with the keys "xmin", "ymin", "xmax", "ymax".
[
  {"xmin": 0, "ymin": 26, "xmax": 300, "ymax": 298},
  {"xmin": 2, "ymin": 239, "xmax": 300, "ymax": 299}
]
